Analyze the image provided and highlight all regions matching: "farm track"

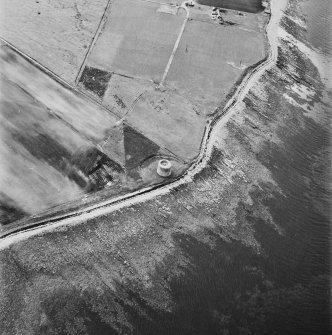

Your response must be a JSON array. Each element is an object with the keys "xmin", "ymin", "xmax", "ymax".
[
  {"xmin": 74, "ymin": 0, "xmax": 113, "ymax": 85},
  {"xmin": 159, "ymin": 2, "xmax": 190, "ymax": 87},
  {"xmin": 0, "ymin": 0, "xmax": 288, "ymax": 246}
]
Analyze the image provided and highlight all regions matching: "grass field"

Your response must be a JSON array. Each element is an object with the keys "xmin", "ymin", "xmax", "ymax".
[
  {"xmin": 103, "ymin": 74, "xmax": 153, "ymax": 117},
  {"xmin": 127, "ymin": 89, "xmax": 206, "ymax": 162},
  {"xmin": 81, "ymin": 0, "xmax": 268, "ymax": 158},
  {"xmin": 0, "ymin": 0, "xmax": 109, "ymax": 84},
  {"xmin": 0, "ymin": 47, "xmax": 119, "ymax": 141},
  {"xmin": 0, "ymin": 47, "xmax": 127, "ymax": 223},
  {"xmin": 0, "ymin": 77, "xmax": 86, "ymax": 221},
  {"xmin": 0, "ymin": 45, "xmax": 189, "ymax": 224},
  {"xmin": 87, "ymin": 0, "xmax": 185, "ymax": 82},
  {"xmin": 166, "ymin": 8, "xmax": 267, "ymax": 115},
  {"xmin": 0, "ymin": 0, "xmax": 269, "ymax": 224}
]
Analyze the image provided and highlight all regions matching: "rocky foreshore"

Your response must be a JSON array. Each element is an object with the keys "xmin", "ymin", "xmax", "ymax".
[{"xmin": 0, "ymin": 0, "xmax": 330, "ymax": 334}]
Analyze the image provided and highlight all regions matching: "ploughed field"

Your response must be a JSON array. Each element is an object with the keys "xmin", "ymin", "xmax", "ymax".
[
  {"xmin": 0, "ymin": 0, "xmax": 268, "ymax": 226},
  {"xmin": 0, "ymin": 47, "xmax": 124, "ymax": 224}
]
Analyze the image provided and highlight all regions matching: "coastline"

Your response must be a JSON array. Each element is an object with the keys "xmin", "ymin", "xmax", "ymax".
[
  {"xmin": 0, "ymin": 0, "xmax": 331, "ymax": 334},
  {"xmin": 0, "ymin": 0, "xmax": 287, "ymax": 246},
  {"xmin": 0, "ymin": 0, "xmax": 268, "ymax": 230}
]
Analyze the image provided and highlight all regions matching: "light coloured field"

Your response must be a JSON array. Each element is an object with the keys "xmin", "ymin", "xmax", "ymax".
[
  {"xmin": 0, "ymin": 78, "xmax": 86, "ymax": 218},
  {"xmin": 0, "ymin": 47, "xmax": 120, "ymax": 142},
  {"xmin": 78, "ymin": 0, "xmax": 269, "ymax": 162},
  {"xmin": 87, "ymin": 0, "xmax": 185, "ymax": 82},
  {"xmin": 0, "ymin": 0, "xmax": 269, "ymax": 224},
  {"xmin": 81, "ymin": 0, "xmax": 268, "ymax": 160},
  {"xmin": 0, "ymin": 47, "xmax": 126, "ymax": 222},
  {"xmin": 166, "ymin": 10, "xmax": 267, "ymax": 115},
  {"xmin": 0, "ymin": 0, "xmax": 109, "ymax": 84},
  {"xmin": 102, "ymin": 74, "xmax": 153, "ymax": 117},
  {"xmin": 127, "ymin": 89, "xmax": 206, "ymax": 162}
]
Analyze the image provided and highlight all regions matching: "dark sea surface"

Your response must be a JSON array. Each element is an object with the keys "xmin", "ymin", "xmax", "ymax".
[
  {"xmin": 9, "ymin": 1, "xmax": 330, "ymax": 334},
  {"xmin": 130, "ymin": 0, "xmax": 332, "ymax": 333},
  {"xmin": 129, "ymin": 115, "xmax": 331, "ymax": 335},
  {"xmin": 197, "ymin": 0, "xmax": 264, "ymax": 13},
  {"xmin": 81, "ymin": 1, "xmax": 331, "ymax": 334},
  {"xmin": 304, "ymin": 0, "xmax": 332, "ymax": 54},
  {"xmin": 117, "ymin": 1, "xmax": 331, "ymax": 334}
]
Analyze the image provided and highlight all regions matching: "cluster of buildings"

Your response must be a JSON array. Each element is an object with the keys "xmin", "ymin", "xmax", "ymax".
[{"xmin": 211, "ymin": 7, "xmax": 229, "ymax": 24}]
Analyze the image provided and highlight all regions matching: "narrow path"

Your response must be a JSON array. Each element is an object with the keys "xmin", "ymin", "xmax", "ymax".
[
  {"xmin": 0, "ymin": 36, "xmax": 123, "ymax": 121},
  {"xmin": 0, "ymin": 0, "xmax": 288, "ymax": 248},
  {"xmin": 74, "ymin": 0, "xmax": 113, "ymax": 85},
  {"xmin": 159, "ymin": 2, "xmax": 190, "ymax": 87}
]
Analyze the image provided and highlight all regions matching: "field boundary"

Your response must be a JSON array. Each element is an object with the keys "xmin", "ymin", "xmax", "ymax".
[
  {"xmin": 74, "ymin": 0, "xmax": 113, "ymax": 85},
  {"xmin": 0, "ymin": 0, "xmax": 288, "ymax": 245}
]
